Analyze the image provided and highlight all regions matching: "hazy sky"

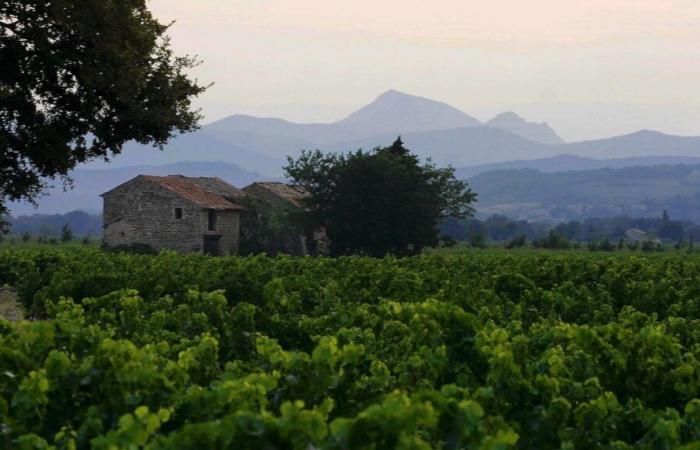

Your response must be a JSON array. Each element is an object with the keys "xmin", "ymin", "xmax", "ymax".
[{"xmin": 148, "ymin": 0, "xmax": 700, "ymax": 141}]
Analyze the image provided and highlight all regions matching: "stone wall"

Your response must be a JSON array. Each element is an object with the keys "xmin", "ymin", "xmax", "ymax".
[
  {"xmin": 208, "ymin": 210, "xmax": 240, "ymax": 255},
  {"xmin": 242, "ymin": 184, "xmax": 314, "ymax": 255},
  {"xmin": 103, "ymin": 177, "xmax": 240, "ymax": 255}
]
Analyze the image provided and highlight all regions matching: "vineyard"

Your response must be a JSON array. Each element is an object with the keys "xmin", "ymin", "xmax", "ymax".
[{"xmin": 1, "ymin": 248, "xmax": 700, "ymax": 449}]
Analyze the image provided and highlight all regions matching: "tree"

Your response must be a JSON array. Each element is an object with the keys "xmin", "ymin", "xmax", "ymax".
[
  {"xmin": 284, "ymin": 138, "xmax": 477, "ymax": 256},
  {"xmin": 60, "ymin": 223, "xmax": 73, "ymax": 243},
  {"xmin": 505, "ymin": 235, "xmax": 527, "ymax": 249},
  {"xmin": 533, "ymin": 231, "xmax": 571, "ymax": 250},
  {"xmin": 1, "ymin": 1, "xmax": 207, "ymax": 230},
  {"xmin": 469, "ymin": 232, "xmax": 487, "ymax": 249}
]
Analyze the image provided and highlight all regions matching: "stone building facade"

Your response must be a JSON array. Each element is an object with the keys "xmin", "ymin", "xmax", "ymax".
[
  {"xmin": 242, "ymin": 182, "xmax": 327, "ymax": 255},
  {"xmin": 102, "ymin": 175, "xmax": 245, "ymax": 255}
]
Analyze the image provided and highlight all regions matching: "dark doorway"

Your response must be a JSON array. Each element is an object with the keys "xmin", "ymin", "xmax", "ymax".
[{"xmin": 203, "ymin": 235, "xmax": 221, "ymax": 256}]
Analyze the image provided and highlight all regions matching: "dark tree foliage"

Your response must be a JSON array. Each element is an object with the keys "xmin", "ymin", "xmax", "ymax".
[
  {"xmin": 60, "ymin": 222, "xmax": 72, "ymax": 242},
  {"xmin": 0, "ymin": 1, "xmax": 207, "ymax": 229},
  {"xmin": 284, "ymin": 138, "xmax": 477, "ymax": 257}
]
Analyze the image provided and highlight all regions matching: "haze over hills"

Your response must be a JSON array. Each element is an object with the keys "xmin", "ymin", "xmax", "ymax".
[
  {"xmin": 11, "ymin": 90, "xmax": 700, "ymax": 217},
  {"xmin": 91, "ymin": 90, "xmax": 700, "ymax": 176},
  {"xmin": 469, "ymin": 164, "xmax": 700, "ymax": 223},
  {"xmin": 455, "ymin": 154, "xmax": 700, "ymax": 179}
]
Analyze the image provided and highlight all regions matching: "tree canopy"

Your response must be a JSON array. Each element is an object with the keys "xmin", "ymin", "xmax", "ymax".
[
  {"xmin": 0, "ymin": 0, "xmax": 207, "ymax": 228},
  {"xmin": 284, "ymin": 138, "xmax": 477, "ymax": 256}
]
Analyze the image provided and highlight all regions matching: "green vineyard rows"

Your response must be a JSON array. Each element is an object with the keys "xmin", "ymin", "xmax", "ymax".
[{"xmin": 1, "ymin": 247, "xmax": 700, "ymax": 449}]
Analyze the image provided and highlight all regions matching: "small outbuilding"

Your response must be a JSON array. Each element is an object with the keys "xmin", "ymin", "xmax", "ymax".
[
  {"xmin": 242, "ymin": 182, "xmax": 327, "ymax": 255},
  {"xmin": 101, "ymin": 175, "xmax": 245, "ymax": 255}
]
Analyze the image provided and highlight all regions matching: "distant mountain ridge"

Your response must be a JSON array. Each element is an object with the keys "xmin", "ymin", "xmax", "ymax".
[
  {"xmin": 486, "ymin": 112, "xmax": 562, "ymax": 145},
  {"xmin": 91, "ymin": 90, "xmax": 700, "ymax": 176},
  {"xmin": 455, "ymin": 154, "xmax": 700, "ymax": 178},
  {"xmin": 336, "ymin": 89, "xmax": 482, "ymax": 135},
  {"xmin": 467, "ymin": 163, "xmax": 700, "ymax": 223},
  {"xmin": 15, "ymin": 90, "xmax": 700, "ymax": 218},
  {"xmin": 97, "ymin": 90, "xmax": 596, "ymax": 176}
]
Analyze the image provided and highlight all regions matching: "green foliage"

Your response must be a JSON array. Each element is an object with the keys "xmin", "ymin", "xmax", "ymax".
[
  {"xmin": 642, "ymin": 240, "xmax": 659, "ymax": 252},
  {"xmin": 439, "ymin": 234, "xmax": 458, "ymax": 248},
  {"xmin": 532, "ymin": 231, "xmax": 571, "ymax": 250},
  {"xmin": 285, "ymin": 138, "xmax": 477, "ymax": 256},
  {"xmin": 598, "ymin": 238, "xmax": 615, "ymax": 252},
  {"xmin": 0, "ymin": 0, "xmax": 206, "ymax": 224},
  {"xmin": 2, "ymin": 248, "xmax": 700, "ymax": 447},
  {"xmin": 469, "ymin": 232, "xmax": 488, "ymax": 249},
  {"xmin": 238, "ymin": 196, "xmax": 306, "ymax": 256},
  {"xmin": 505, "ymin": 235, "xmax": 527, "ymax": 249},
  {"xmin": 60, "ymin": 224, "xmax": 73, "ymax": 243}
]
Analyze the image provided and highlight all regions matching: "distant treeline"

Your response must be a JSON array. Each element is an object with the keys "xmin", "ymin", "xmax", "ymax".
[
  {"xmin": 7, "ymin": 211, "xmax": 102, "ymax": 237},
  {"xmin": 442, "ymin": 212, "xmax": 696, "ymax": 244},
  {"xmin": 6, "ymin": 210, "xmax": 698, "ymax": 248}
]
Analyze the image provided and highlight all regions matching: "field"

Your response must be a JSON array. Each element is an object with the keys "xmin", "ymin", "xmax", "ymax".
[{"xmin": 1, "ymin": 248, "xmax": 700, "ymax": 449}]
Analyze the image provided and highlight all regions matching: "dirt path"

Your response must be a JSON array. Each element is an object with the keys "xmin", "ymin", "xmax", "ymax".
[{"xmin": 0, "ymin": 287, "xmax": 23, "ymax": 322}]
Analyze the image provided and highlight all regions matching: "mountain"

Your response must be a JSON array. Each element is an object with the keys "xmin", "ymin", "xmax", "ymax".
[
  {"xmin": 336, "ymin": 90, "xmax": 482, "ymax": 136},
  {"xmin": 455, "ymin": 154, "xmax": 700, "ymax": 178},
  {"xmin": 82, "ymin": 132, "xmax": 281, "ymax": 174},
  {"xmin": 322, "ymin": 127, "xmax": 551, "ymax": 167},
  {"xmin": 9, "ymin": 161, "xmax": 272, "ymax": 216},
  {"xmin": 486, "ymin": 112, "xmax": 563, "ymax": 145},
  {"xmin": 563, "ymin": 130, "xmax": 700, "ymax": 159},
  {"xmin": 94, "ymin": 90, "xmax": 700, "ymax": 176},
  {"xmin": 467, "ymin": 164, "xmax": 700, "ymax": 222}
]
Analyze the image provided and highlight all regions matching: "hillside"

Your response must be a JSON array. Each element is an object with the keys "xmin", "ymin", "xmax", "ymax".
[
  {"xmin": 96, "ymin": 91, "xmax": 700, "ymax": 176},
  {"xmin": 322, "ymin": 127, "xmax": 551, "ymax": 167},
  {"xmin": 455, "ymin": 154, "xmax": 700, "ymax": 178},
  {"xmin": 486, "ymin": 112, "xmax": 563, "ymax": 145},
  {"xmin": 563, "ymin": 130, "xmax": 700, "ymax": 159},
  {"xmin": 468, "ymin": 164, "xmax": 700, "ymax": 222}
]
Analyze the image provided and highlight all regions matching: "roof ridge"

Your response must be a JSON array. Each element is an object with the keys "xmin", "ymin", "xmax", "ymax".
[{"xmin": 142, "ymin": 175, "xmax": 243, "ymax": 210}]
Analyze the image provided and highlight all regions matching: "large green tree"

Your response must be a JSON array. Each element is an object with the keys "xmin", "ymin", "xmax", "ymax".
[
  {"xmin": 0, "ymin": 0, "xmax": 206, "ymax": 228},
  {"xmin": 285, "ymin": 138, "xmax": 477, "ymax": 256}
]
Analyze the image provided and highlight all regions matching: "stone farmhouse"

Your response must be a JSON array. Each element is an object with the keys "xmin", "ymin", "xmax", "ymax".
[
  {"xmin": 102, "ymin": 176, "xmax": 324, "ymax": 255},
  {"xmin": 102, "ymin": 175, "xmax": 246, "ymax": 255}
]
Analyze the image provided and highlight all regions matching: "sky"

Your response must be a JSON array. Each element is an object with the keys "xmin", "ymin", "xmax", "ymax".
[{"xmin": 147, "ymin": 0, "xmax": 700, "ymax": 142}]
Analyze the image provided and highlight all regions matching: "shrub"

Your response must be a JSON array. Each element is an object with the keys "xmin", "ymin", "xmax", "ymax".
[{"xmin": 505, "ymin": 235, "xmax": 527, "ymax": 249}]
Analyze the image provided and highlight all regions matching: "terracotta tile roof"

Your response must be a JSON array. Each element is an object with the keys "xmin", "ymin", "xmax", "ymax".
[
  {"xmin": 140, "ymin": 175, "xmax": 244, "ymax": 210},
  {"xmin": 188, "ymin": 177, "xmax": 247, "ymax": 202},
  {"xmin": 245, "ymin": 182, "xmax": 308, "ymax": 208}
]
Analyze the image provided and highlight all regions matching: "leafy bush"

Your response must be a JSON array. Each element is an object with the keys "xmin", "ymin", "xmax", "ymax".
[
  {"xmin": 504, "ymin": 235, "xmax": 527, "ymax": 249},
  {"xmin": 1, "ymin": 249, "xmax": 700, "ymax": 448},
  {"xmin": 532, "ymin": 231, "xmax": 571, "ymax": 249}
]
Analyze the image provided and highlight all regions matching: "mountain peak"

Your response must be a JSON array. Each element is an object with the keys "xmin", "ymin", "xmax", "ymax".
[
  {"xmin": 337, "ymin": 90, "xmax": 482, "ymax": 135},
  {"xmin": 491, "ymin": 111, "xmax": 522, "ymax": 121},
  {"xmin": 375, "ymin": 89, "xmax": 407, "ymax": 99},
  {"xmin": 486, "ymin": 111, "xmax": 563, "ymax": 145}
]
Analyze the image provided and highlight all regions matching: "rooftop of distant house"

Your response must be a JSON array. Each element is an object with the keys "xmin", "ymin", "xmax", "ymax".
[
  {"xmin": 102, "ymin": 175, "xmax": 245, "ymax": 210},
  {"xmin": 246, "ymin": 181, "xmax": 308, "ymax": 208}
]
